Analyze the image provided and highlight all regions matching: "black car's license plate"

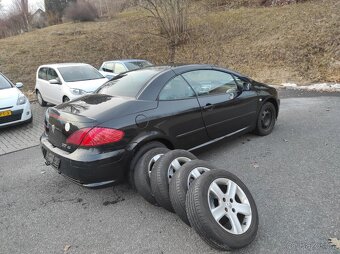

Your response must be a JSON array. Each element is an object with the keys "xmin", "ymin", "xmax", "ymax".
[{"xmin": 45, "ymin": 152, "xmax": 61, "ymax": 169}]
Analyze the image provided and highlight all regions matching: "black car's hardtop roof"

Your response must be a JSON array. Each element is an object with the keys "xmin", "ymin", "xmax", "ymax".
[
  {"xmin": 133, "ymin": 64, "xmax": 249, "ymax": 101},
  {"xmin": 141, "ymin": 64, "xmax": 248, "ymax": 78}
]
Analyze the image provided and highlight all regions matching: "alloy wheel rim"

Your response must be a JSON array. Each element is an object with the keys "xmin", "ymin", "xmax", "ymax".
[
  {"xmin": 208, "ymin": 178, "xmax": 252, "ymax": 235},
  {"xmin": 187, "ymin": 167, "xmax": 210, "ymax": 189},
  {"xmin": 147, "ymin": 154, "xmax": 163, "ymax": 177},
  {"xmin": 167, "ymin": 157, "xmax": 191, "ymax": 182},
  {"xmin": 261, "ymin": 108, "xmax": 273, "ymax": 129}
]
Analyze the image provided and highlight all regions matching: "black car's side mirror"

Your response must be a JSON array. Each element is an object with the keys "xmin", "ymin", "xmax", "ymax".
[{"xmin": 243, "ymin": 82, "xmax": 251, "ymax": 91}]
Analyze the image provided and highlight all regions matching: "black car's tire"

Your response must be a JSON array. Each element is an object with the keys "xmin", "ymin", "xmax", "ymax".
[
  {"xmin": 169, "ymin": 160, "xmax": 214, "ymax": 225},
  {"xmin": 186, "ymin": 170, "xmax": 258, "ymax": 251},
  {"xmin": 36, "ymin": 90, "xmax": 47, "ymax": 106},
  {"xmin": 129, "ymin": 141, "xmax": 167, "ymax": 190},
  {"xmin": 134, "ymin": 147, "xmax": 170, "ymax": 205},
  {"xmin": 254, "ymin": 102, "xmax": 276, "ymax": 136},
  {"xmin": 150, "ymin": 149, "xmax": 197, "ymax": 212}
]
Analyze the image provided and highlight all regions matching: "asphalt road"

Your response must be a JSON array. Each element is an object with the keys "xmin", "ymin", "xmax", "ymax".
[{"xmin": 0, "ymin": 93, "xmax": 339, "ymax": 254}]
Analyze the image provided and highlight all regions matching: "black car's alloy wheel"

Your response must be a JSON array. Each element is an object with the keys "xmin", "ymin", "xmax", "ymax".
[
  {"xmin": 150, "ymin": 149, "xmax": 197, "ymax": 212},
  {"xmin": 186, "ymin": 170, "xmax": 258, "ymax": 251},
  {"xmin": 169, "ymin": 160, "xmax": 214, "ymax": 225},
  {"xmin": 255, "ymin": 102, "xmax": 276, "ymax": 136},
  {"xmin": 134, "ymin": 147, "xmax": 170, "ymax": 205}
]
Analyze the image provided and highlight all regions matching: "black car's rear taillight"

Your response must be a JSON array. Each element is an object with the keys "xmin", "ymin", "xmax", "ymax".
[{"xmin": 66, "ymin": 127, "xmax": 124, "ymax": 147}]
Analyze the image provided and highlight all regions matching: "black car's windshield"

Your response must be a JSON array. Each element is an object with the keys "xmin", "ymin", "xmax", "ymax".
[
  {"xmin": 125, "ymin": 61, "xmax": 153, "ymax": 71},
  {"xmin": 0, "ymin": 74, "xmax": 13, "ymax": 90},
  {"xmin": 58, "ymin": 65, "xmax": 104, "ymax": 82},
  {"xmin": 97, "ymin": 69, "xmax": 159, "ymax": 98}
]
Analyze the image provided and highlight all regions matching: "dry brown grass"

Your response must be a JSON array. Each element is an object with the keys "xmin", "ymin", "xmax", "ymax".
[{"xmin": 0, "ymin": 0, "xmax": 339, "ymax": 98}]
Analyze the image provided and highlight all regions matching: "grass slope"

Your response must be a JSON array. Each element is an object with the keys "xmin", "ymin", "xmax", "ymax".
[{"xmin": 0, "ymin": 0, "xmax": 339, "ymax": 97}]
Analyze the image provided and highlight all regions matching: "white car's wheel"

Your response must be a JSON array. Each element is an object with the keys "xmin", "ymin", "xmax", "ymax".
[{"xmin": 36, "ymin": 90, "xmax": 47, "ymax": 106}]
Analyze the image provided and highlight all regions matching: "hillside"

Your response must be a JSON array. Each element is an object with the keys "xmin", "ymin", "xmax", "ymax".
[{"xmin": 0, "ymin": 0, "xmax": 339, "ymax": 98}]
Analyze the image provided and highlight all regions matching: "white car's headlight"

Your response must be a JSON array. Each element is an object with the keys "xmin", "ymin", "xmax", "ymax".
[
  {"xmin": 70, "ymin": 88, "xmax": 87, "ymax": 95},
  {"xmin": 17, "ymin": 94, "xmax": 27, "ymax": 105}
]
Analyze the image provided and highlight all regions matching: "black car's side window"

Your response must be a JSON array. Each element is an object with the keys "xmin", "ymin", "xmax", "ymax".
[
  {"xmin": 159, "ymin": 76, "xmax": 196, "ymax": 101},
  {"xmin": 38, "ymin": 68, "xmax": 47, "ymax": 80},
  {"xmin": 182, "ymin": 70, "xmax": 238, "ymax": 96}
]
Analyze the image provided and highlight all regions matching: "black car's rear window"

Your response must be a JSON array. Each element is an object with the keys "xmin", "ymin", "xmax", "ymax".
[{"xmin": 96, "ymin": 69, "xmax": 159, "ymax": 98}]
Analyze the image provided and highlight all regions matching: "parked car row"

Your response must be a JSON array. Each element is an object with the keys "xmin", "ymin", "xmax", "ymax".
[
  {"xmin": 0, "ymin": 59, "xmax": 151, "ymax": 128},
  {"xmin": 35, "ymin": 59, "xmax": 152, "ymax": 106}
]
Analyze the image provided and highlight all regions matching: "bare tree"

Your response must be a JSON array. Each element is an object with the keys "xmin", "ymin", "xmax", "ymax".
[
  {"xmin": 10, "ymin": 0, "xmax": 30, "ymax": 31},
  {"xmin": 141, "ymin": 0, "xmax": 190, "ymax": 63}
]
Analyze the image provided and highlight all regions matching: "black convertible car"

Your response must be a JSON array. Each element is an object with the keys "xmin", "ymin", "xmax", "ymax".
[{"xmin": 40, "ymin": 64, "xmax": 279, "ymax": 187}]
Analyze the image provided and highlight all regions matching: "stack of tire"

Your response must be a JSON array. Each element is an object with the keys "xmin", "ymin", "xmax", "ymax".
[{"xmin": 132, "ymin": 147, "xmax": 258, "ymax": 251}]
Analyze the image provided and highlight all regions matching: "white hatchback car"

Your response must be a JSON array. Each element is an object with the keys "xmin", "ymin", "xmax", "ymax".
[
  {"xmin": 0, "ymin": 73, "xmax": 32, "ymax": 128},
  {"xmin": 98, "ymin": 59, "xmax": 152, "ymax": 79},
  {"xmin": 35, "ymin": 63, "xmax": 108, "ymax": 106}
]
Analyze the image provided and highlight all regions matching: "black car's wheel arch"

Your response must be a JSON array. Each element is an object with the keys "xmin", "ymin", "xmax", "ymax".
[
  {"xmin": 125, "ymin": 134, "xmax": 175, "ymax": 180},
  {"xmin": 127, "ymin": 132, "xmax": 175, "ymax": 153}
]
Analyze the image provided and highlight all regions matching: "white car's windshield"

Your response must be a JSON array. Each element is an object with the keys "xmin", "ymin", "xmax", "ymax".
[
  {"xmin": 58, "ymin": 65, "xmax": 104, "ymax": 82},
  {"xmin": 0, "ymin": 75, "xmax": 13, "ymax": 90}
]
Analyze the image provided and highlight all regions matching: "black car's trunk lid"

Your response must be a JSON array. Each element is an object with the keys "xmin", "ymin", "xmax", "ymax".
[
  {"xmin": 46, "ymin": 94, "xmax": 157, "ymax": 152},
  {"xmin": 46, "ymin": 107, "xmax": 97, "ymax": 153}
]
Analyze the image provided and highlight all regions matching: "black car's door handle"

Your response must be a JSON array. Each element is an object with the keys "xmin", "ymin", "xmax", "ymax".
[{"xmin": 203, "ymin": 103, "xmax": 214, "ymax": 110}]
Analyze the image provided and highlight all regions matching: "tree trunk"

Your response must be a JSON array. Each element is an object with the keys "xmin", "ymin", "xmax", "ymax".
[{"xmin": 168, "ymin": 43, "xmax": 176, "ymax": 64}]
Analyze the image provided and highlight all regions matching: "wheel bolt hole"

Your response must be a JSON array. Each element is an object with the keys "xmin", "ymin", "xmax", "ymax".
[
  {"xmin": 230, "ymin": 198, "xmax": 233, "ymax": 203},
  {"xmin": 225, "ymin": 208, "xmax": 228, "ymax": 212},
  {"xmin": 232, "ymin": 208, "xmax": 236, "ymax": 213},
  {"xmin": 222, "ymin": 198, "xmax": 226, "ymax": 202}
]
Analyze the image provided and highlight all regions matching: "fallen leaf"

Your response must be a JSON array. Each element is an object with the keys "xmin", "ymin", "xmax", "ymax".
[
  {"xmin": 252, "ymin": 163, "xmax": 259, "ymax": 169},
  {"xmin": 328, "ymin": 238, "xmax": 340, "ymax": 249},
  {"xmin": 41, "ymin": 171, "xmax": 46, "ymax": 174},
  {"xmin": 283, "ymin": 139, "xmax": 288, "ymax": 143},
  {"xmin": 64, "ymin": 245, "xmax": 71, "ymax": 253}
]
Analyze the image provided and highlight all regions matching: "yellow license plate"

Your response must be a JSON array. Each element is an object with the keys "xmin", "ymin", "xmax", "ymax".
[{"xmin": 0, "ymin": 110, "xmax": 12, "ymax": 117}]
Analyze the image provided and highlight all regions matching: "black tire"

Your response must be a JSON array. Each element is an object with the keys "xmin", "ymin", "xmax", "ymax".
[
  {"xmin": 150, "ymin": 149, "xmax": 197, "ymax": 212},
  {"xmin": 169, "ymin": 160, "xmax": 214, "ymax": 225},
  {"xmin": 63, "ymin": 96, "xmax": 70, "ymax": 103},
  {"xmin": 134, "ymin": 147, "xmax": 170, "ymax": 205},
  {"xmin": 254, "ymin": 102, "xmax": 276, "ymax": 136},
  {"xmin": 36, "ymin": 90, "xmax": 47, "ymax": 106},
  {"xmin": 128, "ymin": 141, "xmax": 167, "ymax": 189},
  {"xmin": 186, "ymin": 170, "xmax": 258, "ymax": 251}
]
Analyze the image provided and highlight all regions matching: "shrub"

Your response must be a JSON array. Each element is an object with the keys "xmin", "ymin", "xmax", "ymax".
[{"xmin": 64, "ymin": 1, "xmax": 99, "ymax": 22}]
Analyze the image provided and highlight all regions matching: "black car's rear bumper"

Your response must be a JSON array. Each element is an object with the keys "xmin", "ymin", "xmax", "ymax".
[{"xmin": 40, "ymin": 135, "xmax": 130, "ymax": 187}]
